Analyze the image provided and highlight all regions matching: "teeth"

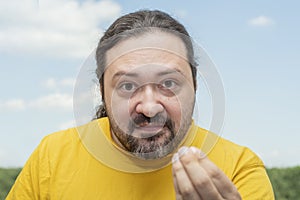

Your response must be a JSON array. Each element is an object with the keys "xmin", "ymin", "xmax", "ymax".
[
  {"xmin": 137, "ymin": 122, "xmax": 165, "ymax": 127},
  {"xmin": 139, "ymin": 121, "xmax": 149, "ymax": 127}
]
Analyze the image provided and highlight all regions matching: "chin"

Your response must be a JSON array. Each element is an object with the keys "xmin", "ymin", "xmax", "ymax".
[{"xmin": 131, "ymin": 138, "xmax": 176, "ymax": 160}]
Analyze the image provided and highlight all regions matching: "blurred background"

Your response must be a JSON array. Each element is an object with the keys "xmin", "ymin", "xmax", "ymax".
[{"xmin": 1, "ymin": 0, "xmax": 299, "ymax": 169}]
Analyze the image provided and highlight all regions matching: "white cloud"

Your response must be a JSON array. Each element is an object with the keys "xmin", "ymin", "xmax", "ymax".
[
  {"xmin": 43, "ymin": 78, "xmax": 57, "ymax": 89},
  {"xmin": 2, "ymin": 77, "xmax": 77, "ymax": 112},
  {"xmin": 1, "ymin": 93, "xmax": 73, "ymax": 112},
  {"xmin": 61, "ymin": 78, "xmax": 76, "ymax": 87},
  {"xmin": 248, "ymin": 15, "xmax": 275, "ymax": 27},
  {"xmin": 43, "ymin": 77, "xmax": 75, "ymax": 90},
  {"xmin": 0, "ymin": 99, "xmax": 26, "ymax": 111},
  {"xmin": 29, "ymin": 93, "xmax": 73, "ymax": 110},
  {"xmin": 0, "ymin": 0, "xmax": 121, "ymax": 59}
]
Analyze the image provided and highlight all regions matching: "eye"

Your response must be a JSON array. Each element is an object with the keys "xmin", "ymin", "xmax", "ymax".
[
  {"xmin": 119, "ymin": 82, "xmax": 137, "ymax": 92},
  {"xmin": 160, "ymin": 80, "xmax": 177, "ymax": 89}
]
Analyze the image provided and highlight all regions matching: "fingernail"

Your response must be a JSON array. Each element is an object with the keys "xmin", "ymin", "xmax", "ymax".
[
  {"xmin": 190, "ymin": 146, "xmax": 199, "ymax": 154},
  {"xmin": 178, "ymin": 146, "xmax": 189, "ymax": 157},
  {"xmin": 190, "ymin": 147, "xmax": 206, "ymax": 157},
  {"xmin": 172, "ymin": 153, "xmax": 179, "ymax": 163}
]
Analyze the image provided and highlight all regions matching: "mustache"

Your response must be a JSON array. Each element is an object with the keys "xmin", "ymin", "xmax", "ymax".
[
  {"xmin": 132, "ymin": 113, "xmax": 166, "ymax": 126},
  {"xmin": 128, "ymin": 113, "xmax": 173, "ymax": 134}
]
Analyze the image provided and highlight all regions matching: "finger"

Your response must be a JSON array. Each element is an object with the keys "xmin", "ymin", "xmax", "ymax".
[
  {"xmin": 179, "ymin": 148, "xmax": 223, "ymax": 199},
  {"xmin": 172, "ymin": 164, "xmax": 183, "ymax": 200},
  {"xmin": 191, "ymin": 147, "xmax": 241, "ymax": 199},
  {"xmin": 172, "ymin": 153, "xmax": 201, "ymax": 200}
]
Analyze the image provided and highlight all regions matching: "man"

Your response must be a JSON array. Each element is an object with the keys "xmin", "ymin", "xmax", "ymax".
[{"xmin": 7, "ymin": 10, "xmax": 274, "ymax": 199}]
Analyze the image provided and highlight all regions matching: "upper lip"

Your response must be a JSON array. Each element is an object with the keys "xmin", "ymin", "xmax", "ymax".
[{"xmin": 135, "ymin": 122, "xmax": 165, "ymax": 128}]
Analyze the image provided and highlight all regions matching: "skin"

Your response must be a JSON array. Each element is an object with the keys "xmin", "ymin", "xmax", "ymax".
[
  {"xmin": 104, "ymin": 32, "xmax": 195, "ymax": 159},
  {"xmin": 172, "ymin": 147, "xmax": 241, "ymax": 200},
  {"xmin": 103, "ymin": 31, "xmax": 241, "ymax": 199}
]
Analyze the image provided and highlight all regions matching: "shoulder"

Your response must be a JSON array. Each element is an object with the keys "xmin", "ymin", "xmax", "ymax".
[
  {"xmin": 39, "ymin": 127, "xmax": 78, "ymax": 150},
  {"xmin": 35, "ymin": 120, "xmax": 99, "ymax": 159},
  {"xmin": 36, "ymin": 118, "xmax": 110, "ymax": 159},
  {"xmin": 218, "ymin": 134, "xmax": 264, "ymax": 168},
  {"xmin": 40, "ymin": 118, "xmax": 106, "ymax": 148},
  {"xmin": 194, "ymin": 128, "xmax": 274, "ymax": 199},
  {"xmin": 194, "ymin": 127, "xmax": 265, "ymax": 174}
]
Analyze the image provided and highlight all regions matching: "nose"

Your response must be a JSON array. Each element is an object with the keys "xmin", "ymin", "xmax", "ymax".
[{"xmin": 135, "ymin": 85, "xmax": 164, "ymax": 118}]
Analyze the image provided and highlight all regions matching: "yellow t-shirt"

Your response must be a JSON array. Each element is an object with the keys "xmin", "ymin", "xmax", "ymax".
[{"xmin": 7, "ymin": 117, "xmax": 274, "ymax": 199}]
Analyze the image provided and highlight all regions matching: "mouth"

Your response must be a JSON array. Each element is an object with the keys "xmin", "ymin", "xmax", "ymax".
[
  {"xmin": 133, "ymin": 123, "xmax": 166, "ymax": 138},
  {"xmin": 135, "ymin": 126, "xmax": 171, "ymax": 146},
  {"xmin": 121, "ymin": 117, "xmax": 176, "ymax": 157}
]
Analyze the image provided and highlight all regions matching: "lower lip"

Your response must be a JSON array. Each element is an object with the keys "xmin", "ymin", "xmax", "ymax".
[{"xmin": 133, "ymin": 126, "xmax": 165, "ymax": 137}]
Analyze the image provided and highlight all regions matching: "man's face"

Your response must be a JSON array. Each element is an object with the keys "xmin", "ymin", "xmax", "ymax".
[{"xmin": 103, "ymin": 32, "xmax": 195, "ymax": 159}]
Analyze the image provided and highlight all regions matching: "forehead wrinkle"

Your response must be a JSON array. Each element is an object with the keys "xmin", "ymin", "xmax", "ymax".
[
  {"xmin": 106, "ymin": 31, "xmax": 189, "ymax": 69},
  {"xmin": 107, "ymin": 49, "xmax": 189, "ymax": 72}
]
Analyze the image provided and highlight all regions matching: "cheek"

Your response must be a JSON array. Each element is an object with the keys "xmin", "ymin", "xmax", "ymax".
[
  {"xmin": 161, "ymin": 96, "xmax": 182, "ymax": 129},
  {"xmin": 171, "ymin": 88, "xmax": 195, "ymax": 130},
  {"xmin": 110, "ymin": 95, "xmax": 132, "ymax": 128}
]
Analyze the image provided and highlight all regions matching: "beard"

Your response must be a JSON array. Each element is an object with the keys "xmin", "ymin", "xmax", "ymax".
[
  {"xmin": 107, "ymin": 109, "xmax": 194, "ymax": 160},
  {"xmin": 126, "ymin": 114, "xmax": 176, "ymax": 159}
]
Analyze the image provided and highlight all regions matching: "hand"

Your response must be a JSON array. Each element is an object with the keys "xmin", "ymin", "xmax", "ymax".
[{"xmin": 172, "ymin": 146, "xmax": 241, "ymax": 200}]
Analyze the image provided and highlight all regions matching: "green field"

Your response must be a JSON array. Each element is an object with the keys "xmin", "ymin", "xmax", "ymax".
[
  {"xmin": 1, "ymin": 166, "xmax": 299, "ymax": 199},
  {"xmin": 0, "ymin": 168, "xmax": 21, "ymax": 200},
  {"xmin": 267, "ymin": 166, "xmax": 300, "ymax": 199}
]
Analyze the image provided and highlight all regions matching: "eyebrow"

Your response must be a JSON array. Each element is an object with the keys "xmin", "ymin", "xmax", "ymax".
[
  {"xmin": 112, "ymin": 71, "xmax": 139, "ymax": 81},
  {"xmin": 157, "ymin": 69, "xmax": 184, "ymax": 76},
  {"xmin": 112, "ymin": 68, "xmax": 185, "ymax": 82}
]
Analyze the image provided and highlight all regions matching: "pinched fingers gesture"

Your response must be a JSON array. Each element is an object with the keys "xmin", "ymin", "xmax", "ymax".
[{"xmin": 172, "ymin": 146, "xmax": 241, "ymax": 200}]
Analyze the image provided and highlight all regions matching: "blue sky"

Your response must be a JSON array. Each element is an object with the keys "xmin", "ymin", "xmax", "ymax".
[{"xmin": 0, "ymin": 0, "xmax": 299, "ymax": 167}]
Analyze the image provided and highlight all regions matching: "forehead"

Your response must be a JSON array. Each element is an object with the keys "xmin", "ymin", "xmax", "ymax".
[{"xmin": 106, "ymin": 31, "xmax": 190, "ymax": 76}]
